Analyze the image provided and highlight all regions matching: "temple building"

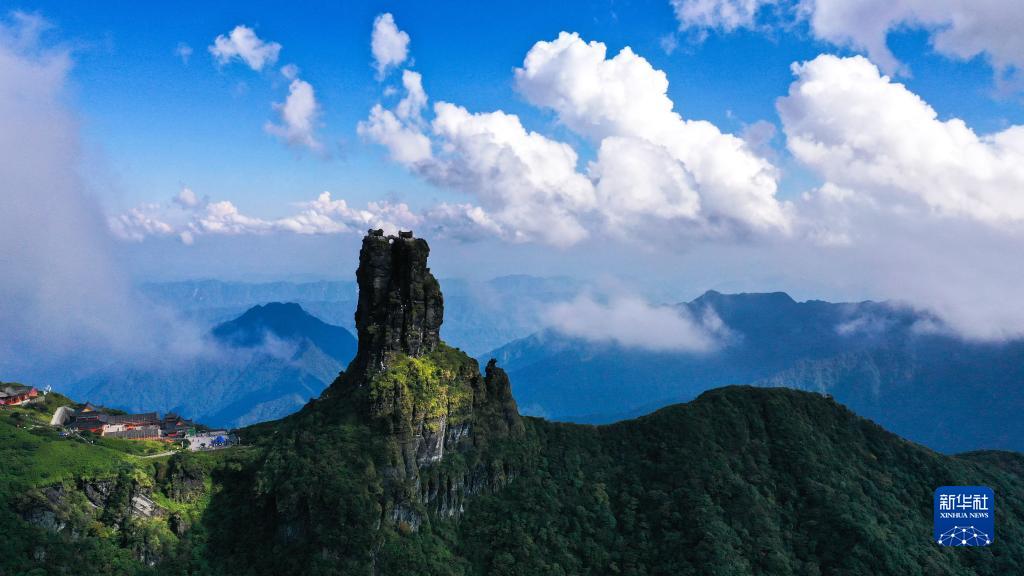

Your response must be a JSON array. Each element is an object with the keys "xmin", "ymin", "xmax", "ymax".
[
  {"xmin": 59, "ymin": 404, "xmax": 196, "ymax": 441},
  {"xmin": 0, "ymin": 384, "xmax": 39, "ymax": 406}
]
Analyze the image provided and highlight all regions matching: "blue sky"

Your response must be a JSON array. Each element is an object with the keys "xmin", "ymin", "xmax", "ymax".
[
  {"xmin": 21, "ymin": 0, "xmax": 1024, "ymax": 216},
  {"xmin": 5, "ymin": 0, "xmax": 1024, "ymax": 347}
]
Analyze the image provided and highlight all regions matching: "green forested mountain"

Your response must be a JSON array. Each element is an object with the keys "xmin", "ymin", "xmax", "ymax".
[
  {"xmin": 5, "ymin": 385, "xmax": 1024, "ymax": 575},
  {"xmin": 196, "ymin": 384, "xmax": 1024, "ymax": 576},
  {"xmin": 4, "ymin": 232, "xmax": 1023, "ymax": 575}
]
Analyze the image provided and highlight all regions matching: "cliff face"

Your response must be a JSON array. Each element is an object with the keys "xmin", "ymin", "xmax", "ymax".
[
  {"xmin": 353, "ymin": 230, "xmax": 444, "ymax": 376},
  {"xmin": 312, "ymin": 230, "xmax": 522, "ymax": 529}
]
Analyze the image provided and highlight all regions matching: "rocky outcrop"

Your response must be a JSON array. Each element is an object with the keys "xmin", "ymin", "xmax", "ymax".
[
  {"xmin": 82, "ymin": 479, "xmax": 115, "ymax": 508},
  {"xmin": 353, "ymin": 229, "xmax": 443, "ymax": 376},
  {"xmin": 243, "ymin": 229, "xmax": 526, "ymax": 550},
  {"xmin": 337, "ymin": 230, "xmax": 524, "ymax": 531},
  {"xmin": 475, "ymin": 360, "xmax": 526, "ymax": 440},
  {"xmin": 131, "ymin": 494, "xmax": 161, "ymax": 518},
  {"xmin": 20, "ymin": 476, "xmax": 165, "ymax": 538}
]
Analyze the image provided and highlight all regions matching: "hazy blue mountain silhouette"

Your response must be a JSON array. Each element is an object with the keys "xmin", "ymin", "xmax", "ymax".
[
  {"xmin": 487, "ymin": 290, "xmax": 1024, "ymax": 453},
  {"xmin": 142, "ymin": 275, "xmax": 582, "ymax": 355},
  {"xmin": 212, "ymin": 302, "xmax": 356, "ymax": 361},
  {"xmin": 64, "ymin": 303, "xmax": 357, "ymax": 428}
]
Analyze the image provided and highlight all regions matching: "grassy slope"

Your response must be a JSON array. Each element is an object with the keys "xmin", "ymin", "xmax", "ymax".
[
  {"xmin": 0, "ymin": 393, "xmax": 177, "ymax": 489},
  {"xmin": 0, "ymin": 392, "xmax": 242, "ymax": 576},
  {"xmin": 1, "ymin": 394, "xmax": 129, "ymax": 488}
]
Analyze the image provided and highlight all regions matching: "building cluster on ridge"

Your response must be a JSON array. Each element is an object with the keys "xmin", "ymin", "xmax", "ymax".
[
  {"xmin": 45, "ymin": 403, "xmax": 237, "ymax": 450},
  {"xmin": 51, "ymin": 403, "xmax": 197, "ymax": 440}
]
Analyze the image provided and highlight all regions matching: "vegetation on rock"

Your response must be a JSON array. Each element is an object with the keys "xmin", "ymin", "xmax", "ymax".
[{"xmin": 368, "ymin": 345, "xmax": 476, "ymax": 427}]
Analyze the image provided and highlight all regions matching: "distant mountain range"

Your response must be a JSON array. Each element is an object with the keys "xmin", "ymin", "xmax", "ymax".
[
  {"xmin": 141, "ymin": 275, "xmax": 583, "ymax": 356},
  {"xmin": 9, "ymin": 231, "xmax": 1024, "ymax": 575},
  {"xmin": 40, "ymin": 282, "xmax": 1024, "ymax": 452},
  {"xmin": 487, "ymin": 290, "xmax": 1024, "ymax": 453},
  {"xmin": 40, "ymin": 274, "xmax": 579, "ymax": 428},
  {"xmin": 63, "ymin": 302, "xmax": 356, "ymax": 428}
]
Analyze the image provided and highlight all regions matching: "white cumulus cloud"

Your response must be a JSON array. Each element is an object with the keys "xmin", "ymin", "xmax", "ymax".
[
  {"xmin": 190, "ymin": 200, "xmax": 274, "ymax": 236},
  {"xmin": 429, "ymin": 102, "xmax": 598, "ymax": 246},
  {"xmin": 668, "ymin": 0, "xmax": 1024, "ymax": 82},
  {"xmin": 423, "ymin": 203, "xmax": 504, "ymax": 241},
  {"xmin": 515, "ymin": 32, "xmax": 790, "ymax": 237},
  {"xmin": 172, "ymin": 186, "xmax": 201, "ymax": 209},
  {"xmin": 265, "ymin": 77, "xmax": 322, "ymax": 151},
  {"xmin": 275, "ymin": 192, "xmax": 421, "ymax": 235},
  {"xmin": 359, "ymin": 69, "xmax": 598, "ymax": 245},
  {"xmin": 802, "ymin": 0, "xmax": 1024, "ymax": 77},
  {"xmin": 371, "ymin": 13, "xmax": 410, "ymax": 79},
  {"xmin": 109, "ymin": 206, "xmax": 175, "ymax": 241},
  {"xmin": 208, "ymin": 25, "xmax": 281, "ymax": 71},
  {"xmin": 395, "ymin": 69, "xmax": 427, "ymax": 121},
  {"xmin": 357, "ymin": 70, "xmax": 432, "ymax": 165},
  {"xmin": 769, "ymin": 53, "xmax": 1024, "ymax": 341},
  {"xmin": 778, "ymin": 54, "xmax": 1024, "ymax": 226},
  {"xmin": 208, "ymin": 25, "xmax": 326, "ymax": 153},
  {"xmin": 358, "ymin": 104, "xmax": 433, "ymax": 165},
  {"xmin": 671, "ymin": 0, "xmax": 775, "ymax": 33}
]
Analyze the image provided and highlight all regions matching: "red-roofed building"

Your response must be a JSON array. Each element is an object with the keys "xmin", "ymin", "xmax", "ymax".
[{"xmin": 0, "ymin": 385, "xmax": 39, "ymax": 406}]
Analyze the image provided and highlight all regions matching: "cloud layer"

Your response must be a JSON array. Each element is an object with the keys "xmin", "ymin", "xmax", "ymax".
[
  {"xmin": 546, "ymin": 294, "xmax": 730, "ymax": 352},
  {"xmin": 0, "ymin": 13, "xmax": 205, "ymax": 377},
  {"xmin": 349, "ymin": 27, "xmax": 1024, "ymax": 342},
  {"xmin": 108, "ymin": 13, "xmax": 1024, "ymax": 344},
  {"xmin": 110, "ymin": 189, "xmax": 421, "ymax": 244}
]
